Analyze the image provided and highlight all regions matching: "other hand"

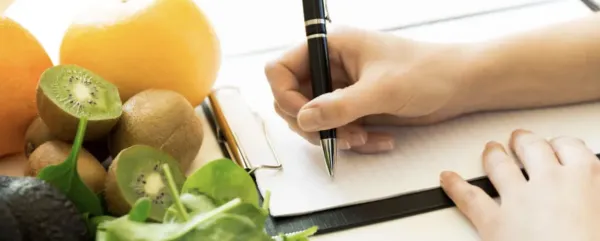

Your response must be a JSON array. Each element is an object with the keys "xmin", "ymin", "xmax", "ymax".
[{"xmin": 441, "ymin": 129, "xmax": 600, "ymax": 241}]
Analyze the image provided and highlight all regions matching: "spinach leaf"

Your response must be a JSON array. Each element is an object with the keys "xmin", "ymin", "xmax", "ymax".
[
  {"xmin": 128, "ymin": 198, "xmax": 151, "ymax": 222},
  {"xmin": 274, "ymin": 227, "xmax": 318, "ymax": 241},
  {"xmin": 101, "ymin": 198, "xmax": 244, "ymax": 241},
  {"xmin": 36, "ymin": 117, "xmax": 104, "ymax": 216},
  {"xmin": 165, "ymin": 192, "xmax": 268, "ymax": 230},
  {"xmin": 87, "ymin": 215, "xmax": 116, "ymax": 235},
  {"xmin": 185, "ymin": 213, "xmax": 272, "ymax": 241},
  {"xmin": 182, "ymin": 158, "xmax": 259, "ymax": 206},
  {"xmin": 164, "ymin": 193, "xmax": 216, "ymax": 223}
]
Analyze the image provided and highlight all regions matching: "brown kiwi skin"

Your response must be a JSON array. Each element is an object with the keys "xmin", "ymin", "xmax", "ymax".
[
  {"xmin": 24, "ymin": 117, "xmax": 55, "ymax": 157},
  {"xmin": 103, "ymin": 153, "xmax": 131, "ymax": 217},
  {"xmin": 27, "ymin": 140, "xmax": 107, "ymax": 194},
  {"xmin": 24, "ymin": 117, "xmax": 111, "ymax": 162},
  {"xmin": 108, "ymin": 89, "xmax": 204, "ymax": 173}
]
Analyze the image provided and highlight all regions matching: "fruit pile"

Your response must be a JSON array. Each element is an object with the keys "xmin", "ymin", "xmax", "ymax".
[
  {"xmin": 0, "ymin": 0, "xmax": 319, "ymax": 239},
  {"xmin": 25, "ymin": 63, "xmax": 205, "ymax": 197},
  {"xmin": 0, "ymin": 0, "xmax": 221, "ymax": 159}
]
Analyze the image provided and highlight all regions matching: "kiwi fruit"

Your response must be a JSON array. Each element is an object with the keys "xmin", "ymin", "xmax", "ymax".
[
  {"xmin": 24, "ymin": 117, "xmax": 54, "ymax": 157},
  {"xmin": 24, "ymin": 117, "xmax": 111, "ymax": 162},
  {"xmin": 108, "ymin": 89, "xmax": 204, "ymax": 173},
  {"xmin": 36, "ymin": 64, "xmax": 123, "ymax": 141},
  {"xmin": 27, "ymin": 141, "xmax": 107, "ymax": 194},
  {"xmin": 104, "ymin": 144, "xmax": 186, "ymax": 221}
]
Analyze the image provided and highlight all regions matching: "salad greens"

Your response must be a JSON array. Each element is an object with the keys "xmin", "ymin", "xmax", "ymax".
[
  {"xmin": 94, "ymin": 161, "xmax": 316, "ymax": 240},
  {"xmin": 35, "ymin": 118, "xmax": 104, "ymax": 216},
  {"xmin": 36, "ymin": 117, "xmax": 318, "ymax": 240},
  {"xmin": 181, "ymin": 158, "xmax": 260, "ymax": 206}
]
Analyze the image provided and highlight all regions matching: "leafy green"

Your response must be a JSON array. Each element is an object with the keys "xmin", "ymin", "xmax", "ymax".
[
  {"xmin": 163, "ymin": 193, "xmax": 216, "ymax": 223},
  {"xmin": 181, "ymin": 158, "xmax": 259, "ymax": 206},
  {"xmin": 36, "ymin": 117, "xmax": 104, "ymax": 216},
  {"xmin": 128, "ymin": 198, "xmax": 151, "ymax": 222},
  {"xmin": 274, "ymin": 227, "xmax": 319, "ymax": 241},
  {"xmin": 96, "ymin": 153, "xmax": 318, "ymax": 240},
  {"xmin": 100, "ymin": 197, "xmax": 244, "ymax": 240}
]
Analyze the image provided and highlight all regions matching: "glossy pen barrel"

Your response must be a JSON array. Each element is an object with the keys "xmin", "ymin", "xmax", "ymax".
[
  {"xmin": 303, "ymin": 0, "xmax": 335, "ymax": 140},
  {"xmin": 307, "ymin": 37, "xmax": 335, "ymax": 140}
]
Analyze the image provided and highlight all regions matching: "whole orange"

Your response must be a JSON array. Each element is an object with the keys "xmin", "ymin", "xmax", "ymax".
[
  {"xmin": 0, "ymin": 16, "xmax": 53, "ymax": 158},
  {"xmin": 59, "ymin": 0, "xmax": 221, "ymax": 107}
]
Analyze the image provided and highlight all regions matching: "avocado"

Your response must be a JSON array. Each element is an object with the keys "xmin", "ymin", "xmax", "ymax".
[
  {"xmin": 0, "ymin": 198, "xmax": 22, "ymax": 241},
  {"xmin": 0, "ymin": 176, "xmax": 89, "ymax": 241}
]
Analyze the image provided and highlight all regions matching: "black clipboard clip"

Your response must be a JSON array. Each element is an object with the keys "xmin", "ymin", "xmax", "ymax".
[{"xmin": 206, "ymin": 86, "xmax": 283, "ymax": 174}]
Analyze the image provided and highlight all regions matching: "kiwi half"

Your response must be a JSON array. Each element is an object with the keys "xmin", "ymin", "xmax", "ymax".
[
  {"xmin": 104, "ymin": 145, "xmax": 186, "ymax": 221},
  {"xmin": 36, "ymin": 64, "xmax": 123, "ymax": 141}
]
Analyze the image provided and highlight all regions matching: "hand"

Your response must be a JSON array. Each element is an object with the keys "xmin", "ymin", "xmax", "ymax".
[
  {"xmin": 264, "ymin": 27, "xmax": 477, "ymax": 153},
  {"xmin": 441, "ymin": 129, "xmax": 600, "ymax": 241}
]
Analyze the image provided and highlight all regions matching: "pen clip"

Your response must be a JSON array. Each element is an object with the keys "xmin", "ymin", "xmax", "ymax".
[{"xmin": 324, "ymin": 0, "xmax": 331, "ymax": 22}]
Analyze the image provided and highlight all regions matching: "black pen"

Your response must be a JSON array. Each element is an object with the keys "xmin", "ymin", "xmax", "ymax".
[{"xmin": 301, "ymin": 0, "xmax": 337, "ymax": 177}]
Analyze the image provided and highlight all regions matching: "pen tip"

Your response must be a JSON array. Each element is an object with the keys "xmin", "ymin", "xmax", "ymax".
[{"xmin": 321, "ymin": 138, "xmax": 336, "ymax": 178}]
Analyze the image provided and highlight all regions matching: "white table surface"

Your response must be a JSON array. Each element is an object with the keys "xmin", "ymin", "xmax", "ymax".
[{"xmin": 1, "ymin": 0, "xmax": 594, "ymax": 240}]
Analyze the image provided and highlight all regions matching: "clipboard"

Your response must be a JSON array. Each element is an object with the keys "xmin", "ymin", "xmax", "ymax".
[{"xmin": 199, "ymin": 86, "xmax": 503, "ymax": 236}]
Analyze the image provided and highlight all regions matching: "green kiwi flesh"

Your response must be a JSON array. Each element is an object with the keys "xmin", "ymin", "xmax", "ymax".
[
  {"xmin": 36, "ymin": 64, "xmax": 123, "ymax": 141},
  {"xmin": 104, "ymin": 145, "xmax": 186, "ymax": 221}
]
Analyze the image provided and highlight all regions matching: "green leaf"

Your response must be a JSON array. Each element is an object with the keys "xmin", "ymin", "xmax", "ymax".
[
  {"xmin": 128, "ymin": 198, "xmax": 152, "ymax": 222},
  {"xmin": 101, "ymin": 198, "xmax": 243, "ymax": 241},
  {"xmin": 36, "ymin": 118, "xmax": 104, "ymax": 216},
  {"xmin": 182, "ymin": 158, "xmax": 259, "ymax": 206},
  {"xmin": 185, "ymin": 213, "xmax": 272, "ymax": 241},
  {"xmin": 163, "ymin": 193, "xmax": 217, "ymax": 223},
  {"xmin": 275, "ymin": 227, "xmax": 319, "ymax": 241},
  {"xmin": 165, "ymin": 192, "xmax": 268, "ymax": 230}
]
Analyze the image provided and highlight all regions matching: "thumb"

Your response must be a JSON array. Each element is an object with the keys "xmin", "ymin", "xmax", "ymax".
[{"xmin": 297, "ymin": 82, "xmax": 385, "ymax": 132}]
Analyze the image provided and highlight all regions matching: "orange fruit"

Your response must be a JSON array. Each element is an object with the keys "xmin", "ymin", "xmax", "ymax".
[
  {"xmin": 0, "ymin": 16, "xmax": 53, "ymax": 158},
  {"xmin": 59, "ymin": 0, "xmax": 221, "ymax": 107}
]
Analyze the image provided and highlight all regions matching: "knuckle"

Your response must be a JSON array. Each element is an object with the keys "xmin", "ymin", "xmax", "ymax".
[{"xmin": 550, "ymin": 136, "xmax": 585, "ymax": 147}]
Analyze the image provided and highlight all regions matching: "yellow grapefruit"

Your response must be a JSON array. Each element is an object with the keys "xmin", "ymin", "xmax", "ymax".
[{"xmin": 59, "ymin": 0, "xmax": 221, "ymax": 107}]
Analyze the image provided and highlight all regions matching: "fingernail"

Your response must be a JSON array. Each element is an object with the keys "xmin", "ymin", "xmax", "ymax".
[
  {"xmin": 298, "ymin": 108, "xmax": 322, "ymax": 131},
  {"xmin": 440, "ymin": 171, "xmax": 452, "ymax": 185},
  {"xmin": 376, "ymin": 140, "xmax": 394, "ymax": 151},
  {"xmin": 338, "ymin": 139, "xmax": 351, "ymax": 150},
  {"xmin": 483, "ymin": 141, "xmax": 507, "ymax": 160},
  {"xmin": 353, "ymin": 134, "xmax": 367, "ymax": 146},
  {"xmin": 509, "ymin": 129, "xmax": 533, "ymax": 149}
]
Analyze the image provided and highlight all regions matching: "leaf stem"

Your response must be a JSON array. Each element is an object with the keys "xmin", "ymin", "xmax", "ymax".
[
  {"xmin": 162, "ymin": 164, "xmax": 189, "ymax": 221},
  {"xmin": 262, "ymin": 190, "xmax": 271, "ymax": 212},
  {"xmin": 68, "ymin": 117, "xmax": 88, "ymax": 169}
]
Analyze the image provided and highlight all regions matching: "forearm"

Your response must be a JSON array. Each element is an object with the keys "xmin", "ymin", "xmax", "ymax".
[{"xmin": 463, "ymin": 12, "xmax": 600, "ymax": 113}]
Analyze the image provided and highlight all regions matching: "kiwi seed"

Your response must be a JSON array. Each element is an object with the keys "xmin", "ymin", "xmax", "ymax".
[
  {"xmin": 27, "ymin": 140, "xmax": 107, "ymax": 194},
  {"xmin": 36, "ymin": 64, "xmax": 123, "ymax": 141},
  {"xmin": 103, "ymin": 145, "xmax": 186, "ymax": 221}
]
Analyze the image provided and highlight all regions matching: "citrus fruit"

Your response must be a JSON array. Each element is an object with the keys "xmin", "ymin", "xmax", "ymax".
[
  {"xmin": 59, "ymin": 0, "xmax": 221, "ymax": 107},
  {"xmin": 0, "ymin": 15, "xmax": 53, "ymax": 158}
]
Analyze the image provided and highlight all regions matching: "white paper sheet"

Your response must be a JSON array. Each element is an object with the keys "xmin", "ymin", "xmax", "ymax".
[
  {"xmin": 209, "ymin": 0, "xmax": 594, "ymax": 217},
  {"xmin": 215, "ymin": 86, "xmax": 600, "ymax": 216}
]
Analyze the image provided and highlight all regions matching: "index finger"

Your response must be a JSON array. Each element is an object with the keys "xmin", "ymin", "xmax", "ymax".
[{"xmin": 264, "ymin": 43, "xmax": 311, "ymax": 117}]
